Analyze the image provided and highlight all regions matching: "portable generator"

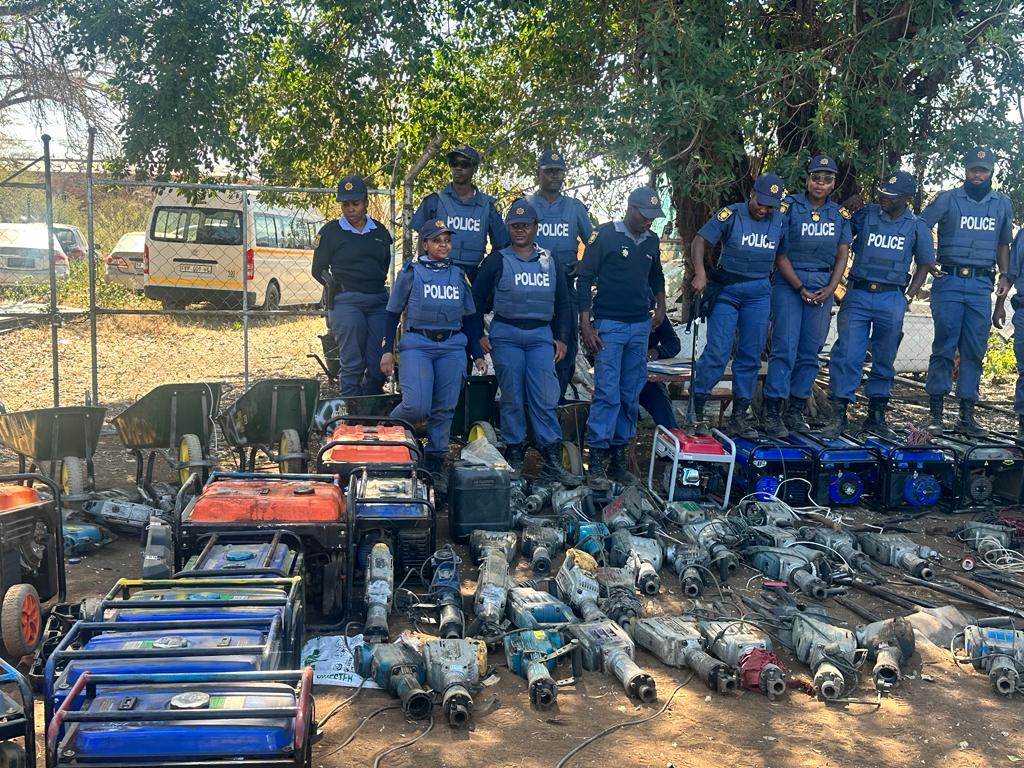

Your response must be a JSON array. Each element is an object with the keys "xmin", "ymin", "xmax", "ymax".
[
  {"xmin": 929, "ymin": 434, "xmax": 1024, "ymax": 507},
  {"xmin": 860, "ymin": 434, "xmax": 957, "ymax": 511},
  {"xmin": 784, "ymin": 432, "xmax": 881, "ymax": 506},
  {"xmin": 647, "ymin": 426, "xmax": 736, "ymax": 509},
  {"xmin": 46, "ymin": 669, "xmax": 315, "ymax": 768},
  {"xmin": 730, "ymin": 438, "xmax": 813, "ymax": 505},
  {"xmin": 0, "ymin": 658, "xmax": 34, "ymax": 768},
  {"xmin": 316, "ymin": 415, "xmax": 421, "ymax": 479},
  {"xmin": 176, "ymin": 473, "xmax": 347, "ymax": 626}
]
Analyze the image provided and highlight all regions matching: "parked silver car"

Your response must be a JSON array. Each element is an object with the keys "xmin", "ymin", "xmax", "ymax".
[
  {"xmin": 53, "ymin": 224, "xmax": 90, "ymax": 261},
  {"xmin": 103, "ymin": 231, "xmax": 146, "ymax": 289},
  {"xmin": 0, "ymin": 223, "xmax": 70, "ymax": 287}
]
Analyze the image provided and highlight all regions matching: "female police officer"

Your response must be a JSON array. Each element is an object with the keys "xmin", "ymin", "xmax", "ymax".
[
  {"xmin": 468, "ymin": 199, "xmax": 580, "ymax": 486},
  {"xmin": 380, "ymin": 219, "xmax": 485, "ymax": 490},
  {"xmin": 762, "ymin": 156, "xmax": 853, "ymax": 437},
  {"xmin": 689, "ymin": 173, "xmax": 787, "ymax": 439}
]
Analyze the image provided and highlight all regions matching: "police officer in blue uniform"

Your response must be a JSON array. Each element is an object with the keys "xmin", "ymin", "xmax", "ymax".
[
  {"xmin": 312, "ymin": 174, "xmax": 393, "ymax": 396},
  {"xmin": 689, "ymin": 173, "xmax": 787, "ymax": 439},
  {"xmin": 639, "ymin": 319, "xmax": 682, "ymax": 429},
  {"xmin": 993, "ymin": 228, "xmax": 1024, "ymax": 436},
  {"xmin": 578, "ymin": 186, "xmax": 667, "ymax": 489},
  {"xmin": 410, "ymin": 144, "xmax": 510, "ymax": 279},
  {"xmin": 527, "ymin": 150, "xmax": 593, "ymax": 401},
  {"xmin": 381, "ymin": 219, "xmax": 485, "ymax": 489},
  {"xmin": 822, "ymin": 171, "xmax": 934, "ymax": 438},
  {"xmin": 922, "ymin": 147, "xmax": 1014, "ymax": 436},
  {"xmin": 763, "ymin": 156, "xmax": 853, "ymax": 437},
  {"xmin": 468, "ymin": 199, "xmax": 580, "ymax": 486}
]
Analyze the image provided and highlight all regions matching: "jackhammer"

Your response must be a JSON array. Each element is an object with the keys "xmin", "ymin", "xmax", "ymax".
[
  {"xmin": 790, "ymin": 614, "xmax": 859, "ymax": 701},
  {"xmin": 799, "ymin": 526, "xmax": 885, "ymax": 582},
  {"xmin": 856, "ymin": 617, "xmax": 916, "ymax": 691},
  {"xmin": 525, "ymin": 484, "xmax": 556, "ymax": 514},
  {"xmin": 522, "ymin": 525, "xmax": 566, "ymax": 577},
  {"xmin": 355, "ymin": 641, "xmax": 433, "ymax": 719},
  {"xmin": 679, "ymin": 518, "xmax": 740, "ymax": 581},
  {"xmin": 957, "ymin": 522, "xmax": 1015, "ymax": 564},
  {"xmin": 423, "ymin": 637, "xmax": 488, "ymax": 726},
  {"xmin": 363, "ymin": 542, "xmax": 394, "ymax": 642},
  {"xmin": 742, "ymin": 545, "xmax": 837, "ymax": 599},
  {"xmin": 427, "ymin": 545, "xmax": 465, "ymax": 639},
  {"xmin": 962, "ymin": 621, "xmax": 1024, "ymax": 696},
  {"xmin": 555, "ymin": 548, "xmax": 607, "ymax": 622},
  {"xmin": 664, "ymin": 543, "xmax": 710, "ymax": 598},
  {"xmin": 470, "ymin": 530, "xmax": 518, "ymax": 639},
  {"xmin": 564, "ymin": 518, "xmax": 610, "ymax": 564},
  {"xmin": 698, "ymin": 619, "xmax": 787, "ymax": 700},
  {"xmin": 609, "ymin": 530, "xmax": 663, "ymax": 596},
  {"xmin": 506, "ymin": 586, "xmax": 576, "ymax": 629},
  {"xmin": 564, "ymin": 619, "xmax": 658, "ymax": 703},
  {"xmin": 856, "ymin": 532, "xmax": 939, "ymax": 579},
  {"xmin": 627, "ymin": 616, "xmax": 737, "ymax": 694},
  {"xmin": 595, "ymin": 567, "xmax": 642, "ymax": 625},
  {"xmin": 602, "ymin": 486, "xmax": 666, "ymax": 531},
  {"xmin": 504, "ymin": 629, "xmax": 580, "ymax": 709}
]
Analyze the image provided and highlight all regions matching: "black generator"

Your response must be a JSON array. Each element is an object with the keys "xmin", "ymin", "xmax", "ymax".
[{"xmin": 785, "ymin": 432, "xmax": 881, "ymax": 507}]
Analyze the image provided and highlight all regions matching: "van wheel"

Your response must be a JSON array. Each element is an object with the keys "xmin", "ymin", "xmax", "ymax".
[
  {"xmin": 262, "ymin": 281, "xmax": 281, "ymax": 311},
  {"xmin": 161, "ymin": 298, "xmax": 187, "ymax": 310}
]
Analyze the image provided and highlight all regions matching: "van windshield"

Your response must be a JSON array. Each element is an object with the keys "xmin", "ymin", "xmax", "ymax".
[{"xmin": 151, "ymin": 207, "xmax": 243, "ymax": 246}]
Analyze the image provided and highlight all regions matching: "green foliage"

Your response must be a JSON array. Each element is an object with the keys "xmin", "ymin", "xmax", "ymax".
[
  {"xmin": 0, "ymin": 258, "xmax": 156, "ymax": 308},
  {"xmin": 984, "ymin": 333, "xmax": 1018, "ymax": 380}
]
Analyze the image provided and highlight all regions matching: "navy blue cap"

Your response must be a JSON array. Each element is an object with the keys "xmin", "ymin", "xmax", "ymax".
[
  {"xmin": 335, "ymin": 174, "xmax": 368, "ymax": 202},
  {"xmin": 807, "ymin": 154, "xmax": 838, "ymax": 173},
  {"xmin": 446, "ymin": 144, "xmax": 481, "ymax": 165},
  {"xmin": 418, "ymin": 218, "xmax": 453, "ymax": 240},
  {"xmin": 878, "ymin": 170, "xmax": 918, "ymax": 197},
  {"xmin": 506, "ymin": 199, "xmax": 538, "ymax": 225},
  {"xmin": 627, "ymin": 186, "xmax": 665, "ymax": 218},
  {"xmin": 965, "ymin": 146, "xmax": 995, "ymax": 170},
  {"xmin": 752, "ymin": 173, "xmax": 785, "ymax": 207},
  {"xmin": 537, "ymin": 150, "xmax": 567, "ymax": 170}
]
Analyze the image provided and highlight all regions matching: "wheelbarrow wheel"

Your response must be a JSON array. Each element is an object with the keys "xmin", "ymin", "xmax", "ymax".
[
  {"xmin": 178, "ymin": 433, "xmax": 205, "ymax": 487},
  {"xmin": 561, "ymin": 441, "xmax": 583, "ymax": 475},
  {"xmin": 2, "ymin": 583, "xmax": 42, "ymax": 657},
  {"xmin": 278, "ymin": 428, "xmax": 304, "ymax": 474},
  {"xmin": 60, "ymin": 456, "xmax": 87, "ymax": 497},
  {"xmin": 467, "ymin": 420, "xmax": 498, "ymax": 445}
]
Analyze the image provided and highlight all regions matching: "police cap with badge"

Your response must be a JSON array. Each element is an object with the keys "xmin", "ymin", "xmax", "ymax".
[
  {"xmin": 506, "ymin": 199, "xmax": 539, "ymax": 224},
  {"xmin": 419, "ymin": 218, "xmax": 454, "ymax": 240},
  {"xmin": 752, "ymin": 172, "xmax": 785, "ymax": 208},
  {"xmin": 335, "ymin": 174, "xmax": 368, "ymax": 202},
  {"xmin": 537, "ymin": 150, "xmax": 567, "ymax": 171},
  {"xmin": 964, "ymin": 146, "xmax": 995, "ymax": 171},
  {"xmin": 627, "ymin": 186, "xmax": 666, "ymax": 219},
  {"xmin": 878, "ymin": 170, "xmax": 918, "ymax": 198},
  {"xmin": 446, "ymin": 144, "xmax": 481, "ymax": 166}
]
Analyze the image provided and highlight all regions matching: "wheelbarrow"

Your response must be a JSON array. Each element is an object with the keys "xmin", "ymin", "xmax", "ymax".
[
  {"xmin": 111, "ymin": 382, "xmax": 222, "ymax": 494},
  {"xmin": 219, "ymin": 378, "xmax": 319, "ymax": 473},
  {"xmin": 451, "ymin": 374, "xmax": 500, "ymax": 446},
  {"xmin": 0, "ymin": 406, "xmax": 107, "ymax": 500}
]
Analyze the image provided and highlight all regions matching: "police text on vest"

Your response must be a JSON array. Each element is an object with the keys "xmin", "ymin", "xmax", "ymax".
[
  {"xmin": 514, "ymin": 272, "xmax": 550, "ymax": 287},
  {"xmin": 424, "ymin": 284, "xmax": 460, "ymax": 300},
  {"xmin": 959, "ymin": 216, "xmax": 996, "ymax": 231},
  {"xmin": 741, "ymin": 233, "xmax": 776, "ymax": 249},
  {"xmin": 866, "ymin": 233, "xmax": 906, "ymax": 251}
]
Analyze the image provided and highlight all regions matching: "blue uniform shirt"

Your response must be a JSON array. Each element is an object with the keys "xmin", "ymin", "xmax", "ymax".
[
  {"xmin": 698, "ymin": 203, "xmax": 786, "ymax": 279},
  {"xmin": 337, "ymin": 217, "xmax": 378, "ymax": 235},
  {"xmin": 848, "ymin": 204, "xmax": 934, "ymax": 285},
  {"xmin": 526, "ymin": 193, "xmax": 593, "ymax": 269},
  {"xmin": 577, "ymin": 221, "xmax": 665, "ymax": 322},
  {"xmin": 410, "ymin": 184, "xmax": 510, "ymax": 269},
  {"xmin": 779, "ymin": 194, "xmax": 852, "ymax": 270},
  {"xmin": 920, "ymin": 185, "xmax": 1013, "ymax": 267},
  {"xmin": 1008, "ymin": 229, "xmax": 1024, "ymax": 287}
]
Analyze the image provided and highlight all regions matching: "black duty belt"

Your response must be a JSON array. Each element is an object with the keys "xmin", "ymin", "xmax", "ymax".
[
  {"xmin": 710, "ymin": 268, "xmax": 765, "ymax": 285},
  {"xmin": 793, "ymin": 266, "xmax": 833, "ymax": 273},
  {"xmin": 850, "ymin": 279, "xmax": 901, "ymax": 293},
  {"xmin": 940, "ymin": 265, "xmax": 995, "ymax": 279},
  {"xmin": 408, "ymin": 328, "xmax": 458, "ymax": 341}
]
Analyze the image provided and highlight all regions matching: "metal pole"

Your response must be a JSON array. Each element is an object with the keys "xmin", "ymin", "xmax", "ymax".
[
  {"xmin": 85, "ymin": 128, "xmax": 99, "ymax": 404},
  {"xmin": 42, "ymin": 134, "xmax": 60, "ymax": 407},
  {"xmin": 241, "ymin": 191, "xmax": 250, "ymax": 389},
  {"xmin": 388, "ymin": 143, "xmax": 403, "ymax": 285}
]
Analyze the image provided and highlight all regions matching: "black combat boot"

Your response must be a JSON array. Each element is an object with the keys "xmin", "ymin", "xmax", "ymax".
[
  {"xmin": 538, "ymin": 442, "xmax": 582, "ymax": 487},
  {"xmin": 956, "ymin": 399, "xmax": 988, "ymax": 438},
  {"xmin": 586, "ymin": 448, "xmax": 611, "ymax": 491},
  {"xmin": 820, "ymin": 399, "xmax": 848, "ymax": 440},
  {"xmin": 607, "ymin": 444, "xmax": 638, "ymax": 485},
  {"xmin": 504, "ymin": 443, "xmax": 525, "ymax": 477},
  {"xmin": 927, "ymin": 395, "xmax": 945, "ymax": 436},
  {"xmin": 784, "ymin": 397, "xmax": 811, "ymax": 432},
  {"xmin": 862, "ymin": 397, "xmax": 898, "ymax": 439},
  {"xmin": 425, "ymin": 452, "xmax": 448, "ymax": 496},
  {"xmin": 728, "ymin": 399, "xmax": 759, "ymax": 440},
  {"xmin": 763, "ymin": 398, "xmax": 789, "ymax": 439},
  {"xmin": 687, "ymin": 395, "xmax": 710, "ymax": 436}
]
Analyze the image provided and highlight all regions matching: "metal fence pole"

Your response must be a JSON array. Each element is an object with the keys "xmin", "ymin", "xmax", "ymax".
[
  {"xmin": 42, "ymin": 134, "xmax": 60, "ymax": 407},
  {"xmin": 241, "ymin": 191, "xmax": 250, "ymax": 389},
  {"xmin": 85, "ymin": 128, "xmax": 99, "ymax": 404},
  {"xmin": 389, "ymin": 143, "xmax": 403, "ymax": 284}
]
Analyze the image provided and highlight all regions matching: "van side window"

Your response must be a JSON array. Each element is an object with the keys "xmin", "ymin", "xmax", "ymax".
[
  {"xmin": 152, "ymin": 207, "xmax": 241, "ymax": 245},
  {"xmin": 255, "ymin": 214, "xmax": 277, "ymax": 247}
]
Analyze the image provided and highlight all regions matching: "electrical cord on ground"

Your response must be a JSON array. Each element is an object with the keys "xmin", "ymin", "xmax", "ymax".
[
  {"xmin": 322, "ymin": 702, "xmax": 403, "ymax": 758},
  {"xmin": 371, "ymin": 714, "xmax": 434, "ymax": 768},
  {"xmin": 317, "ymin": 675, "xmax": 368, "ymax": 729}
]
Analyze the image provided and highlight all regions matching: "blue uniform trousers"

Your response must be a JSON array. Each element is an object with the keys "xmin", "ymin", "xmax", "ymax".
[
  {"xmin": 391, "ymin": 331, "xmax": 467, "ymax": 454},
  {"xmin": 639, "ymin": 382, "xmax": 677, "ymax": 429},
  {"xmin": 692, "ymin": 279, "xmax": 770, "ymax": 401},
  {"xmin": 1013, "ymin": 304, "xmax": 1024, "ymax": 415},
  {"xmin": 556, "ymin": 279, "xmax": 579, "ymax": 401},
  {"xmin": 586, "ymin": 318, "xmax": 651, "ymax": 449},
  {"xmin": 330, "ymin": 290, "xmax": 388, "ymax": 396},
  {"xmin": 926, "ymin": 274, "xmax": 992, "ymax": 401},
  {"xmin": 829, "ymin": 288, "xmax": 906, "ymax": 402},
  {"xmin": 764, "ymin": 269, "xmax": 833, "ymax": 400},
  {"xmin": 490, "ymin": 320, "xmax": 562, "ymax": 446}
]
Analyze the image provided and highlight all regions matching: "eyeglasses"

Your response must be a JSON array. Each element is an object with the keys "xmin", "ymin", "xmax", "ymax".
[
  {"xmin": 449, "ymin": 160, "xmax": 474, "ymax": 169},
  {"xmin": 808, "ymin": 173, "xmax": 836, "ymax": 183}
]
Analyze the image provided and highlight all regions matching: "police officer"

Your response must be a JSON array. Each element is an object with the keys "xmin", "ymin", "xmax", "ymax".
[
  {"xmin": 312, "ymin": 174, "xmax": 392, "ymax": 396},
  {"xmin": 822, "ymin": 171, "xmax": 934, "ymax": 438},
  {"xmin": 993, "ymin": 228, "xmax": 1024, "ymax": 436},
  {"xmin": 639, "ymin": 318, "xmax": 682, "ymax": 429},
  {"xmin": 763, "ymin": 156, "xmax": 853, "ymax": 437},
  {"xmin": 468, "ymin": 199, "xmax": 580, "ymax": 486},
  {"xmin": 578, "ymin": 186, "xmax": 667, "ymax": 489},
  {"xmin": 380, "ymin": 219, "xmax": 485, "ymax": 489},
  {"xmin": 527, "ymin": 150, "xmax": 593, "ymax": 401},
  {"xmin": 922, "ymin": 147, "xmax": 1014, "ymax": 436},
  {"xmin": 689, "ymin": 173, "xmax": 787, "ymax": 439},
  {"xmin": 410, "ymin": 144, "xmax": 510, "ymax": 279}
]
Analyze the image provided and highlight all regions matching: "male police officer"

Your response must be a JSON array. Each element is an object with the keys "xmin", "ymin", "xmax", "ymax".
[
  {"xmin": 993, "ymin": 229, "xmax": 1024, "ymax": 436},
  {"xmin": 312, "ymin": 174, "xmax": 393, "ymax": 396},
  {"xmin": 922, "ymin": 147, "xmax": 1014, "ymax": 436},
  {"xmin": 822, "ymin": 171, "xmax": 934, "ymax": 438},
  {"xmin": 763, "ymin": 156, "xmax": 853, "ymax": 437},
  {"xmin": 410, "ymin": 144, "xmax": 510, "ymax": 279},
  {"xmin": 527, "ymin": 150, "xmax": 593, "ymax": 400},
  {"xmin": 690, "ymin": 173, "xmax": 787, "ymax": 439},
  {"xmin": 577, "ymin": 187, "xmax": 667, "ymax": 489}
]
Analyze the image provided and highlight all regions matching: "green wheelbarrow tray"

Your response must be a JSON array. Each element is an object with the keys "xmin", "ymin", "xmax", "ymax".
[
  {"xmin": 219, "ymin": 378, "xmax": 320, "ymax": 473},
  {"xmin": 111, "ymin": 382, "xmax": 223, "ymax": 496},
  {"xmin": 451, "ymin": 375, "xmax": 500, "ymax": 444},
  {"xmin": 0, "ymin": 406, "xmax": 107, "ymax": 500}
]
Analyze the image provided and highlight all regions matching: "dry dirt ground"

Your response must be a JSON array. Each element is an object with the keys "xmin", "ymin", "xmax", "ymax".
[{"xmin": 2, "ymin": 315, "xmax": 1024, "ymax": 767}]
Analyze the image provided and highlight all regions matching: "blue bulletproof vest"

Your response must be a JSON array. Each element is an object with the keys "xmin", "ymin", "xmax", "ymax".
[
  {"xmin": 718, "ymin": 205, "xmax": 783, "ymax": 278},
  {"xmin": 849, "ymin": 206, "xmax": 918, "ymax": 285},
  {"xmin": 528, "ymin": 194, "xmax": 583, "ymax": 268},
  {"xmin": 435, "ymin": 189, "xmax": 492, "ymax": 270},
  {"xmin": 493, "ymin": 248, "xmax": 556, "ymax": 321},
  {"xmin": 936, "ymin": 189, "xmax": 1003, "ymax": 267},
  {"xmin": 784, "ymin": 195, "xmax": 844, "ymax": 270},
  {"xmin": 404, "ymin": 260, "xmax": 466, "ymax": 331}
]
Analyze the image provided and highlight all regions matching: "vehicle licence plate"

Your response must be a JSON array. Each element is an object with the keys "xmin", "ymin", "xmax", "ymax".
[
  {"xmin": 179, "ymin": 263, "xmax": 213, "ymax": 275},
  {"xmin": 7, "ymin": 257, "xmax": 37, "ymax": 269}
]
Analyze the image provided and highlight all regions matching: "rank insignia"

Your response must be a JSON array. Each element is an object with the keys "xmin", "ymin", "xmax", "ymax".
[{"xmin": 717, "ymin": 207, "xmax": 732, "ymax": 221}]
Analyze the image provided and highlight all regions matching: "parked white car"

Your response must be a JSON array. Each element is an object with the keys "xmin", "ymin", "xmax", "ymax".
[
  {"xmin": 0, "ymin": 223, "xmax": 70, "ymax": 287},
  {"xmin": 104, "ymin": 231, "xmax": 146, "ymax": 289}
]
